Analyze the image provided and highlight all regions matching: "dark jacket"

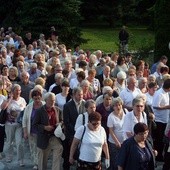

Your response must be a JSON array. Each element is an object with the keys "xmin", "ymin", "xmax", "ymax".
[
  {"xmin": 63, "ymin": 99, "xmax": 86, "ymax": 140},
  {"xmin": 45, "ymin": 74, "xmax": 55, "ymax": 91},
  {"xmin": 116, "ymin": 137, "xmax": 155, "ymax": 170},
  {"xmin": 32, "ymin": 105, "xmax": 62, "ymax": 149}
]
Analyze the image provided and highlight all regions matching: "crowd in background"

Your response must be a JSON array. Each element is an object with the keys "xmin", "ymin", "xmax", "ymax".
[{"xmin": 0, "ymin": 26, "xmax": 170, "ymax": 170}]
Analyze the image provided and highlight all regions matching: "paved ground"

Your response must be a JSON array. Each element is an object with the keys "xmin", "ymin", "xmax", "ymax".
[{"xmin": 0, "ymin": 140, "xmax": 164, "ymax": 170}]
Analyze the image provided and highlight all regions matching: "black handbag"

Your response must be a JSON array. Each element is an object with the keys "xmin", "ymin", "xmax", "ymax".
[
  {"xmin": 73, "ymin": 125, "xmax": 86, "ymax": 160},
  {"xmin": 0, "ymin": 109, "xmax": 8, "ymax": 124}
]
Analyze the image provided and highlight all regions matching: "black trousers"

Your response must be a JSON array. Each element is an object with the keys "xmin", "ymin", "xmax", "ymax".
[
  {"xmin": 62, "ymin": 138, "xmax": 72, "ymax": 170},
  {"xmin": 153, "ymin": 122, "xmax": 167, "ymax": 159},
  {"xmin": 0, "ymin": 125, "xmax": 5, "ymax": 152},
  {"xmin": 163, "ymin": 143, "xmax": 170, "ymax": 170}
]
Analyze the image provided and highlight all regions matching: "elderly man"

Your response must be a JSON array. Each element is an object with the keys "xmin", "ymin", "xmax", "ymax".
[
  {"xmin": 28, "ymin": 63, "xmax": 42, "ymax": 82},
  {"xmin": 63, "ymin": 87, "xmax": 86, "ymax": 170},
  {"xmin": 120, "ymin": 77, "xmax": 142, "ymax": 111},
  {"xmin": 33, "ymin": 92, "xmax": 63, "ymax": 170},
  {"xmin": 49, "ymin": 73, "xmax": 63, "ymax": 94},
  {"xmin": 18, "ymin": 71, "xmax": 35, "ymax": 104}
]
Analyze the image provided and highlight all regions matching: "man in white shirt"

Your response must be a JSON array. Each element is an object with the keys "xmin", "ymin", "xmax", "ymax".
[
  {"xmin": 152, "ymin": 78, "xmax": 170, "ymax": 161},
  {"xmin": 120, "ymin": 77, "xmax": 142, "ymax": 111}
]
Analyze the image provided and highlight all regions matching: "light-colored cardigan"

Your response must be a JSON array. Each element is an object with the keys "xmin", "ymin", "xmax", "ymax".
[{"xmin": 22, "ymin": 101, "xmax": 45, "ymax": 135}]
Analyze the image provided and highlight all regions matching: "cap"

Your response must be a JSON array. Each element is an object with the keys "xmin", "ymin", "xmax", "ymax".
[
  {"xmin": 117, "ymin": 71, "xmax": 127, "ymax": 79},
  {"xmin": 54, "ymin": 124, "xmax": 65, "ymax": 141}
]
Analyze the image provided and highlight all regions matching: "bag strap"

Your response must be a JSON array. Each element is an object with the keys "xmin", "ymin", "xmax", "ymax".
[
  {"xmin": 82, "ymin": 113, "xmax": 85, "ymax": 125},
  {"xmin": 78, "ymin": 125, "xmax": 86, "ymax": 149}
]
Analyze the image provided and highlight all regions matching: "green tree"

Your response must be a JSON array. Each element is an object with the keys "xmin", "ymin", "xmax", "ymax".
[
  {"xmin": 0, "ymin": 0, "xmax": 20, "ymax": 28},
  {"xmin": 17, "ymin": 0, "xmax": 85, "ymax": 46},
  {"xmin": 154, "ymin": 0, "xmax": 170, "ymax": 64}
]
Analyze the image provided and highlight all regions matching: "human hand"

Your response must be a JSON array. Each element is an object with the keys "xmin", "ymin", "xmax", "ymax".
[
  {"xmin": 69, "ymin": 157, "xmax": 75, "ymax": 165},
  {"xmin": 44, "ymin": 125, "xmax": 54, "ymax": 131},
  {"xmin": 115, "ymin": 141, "xmax": 121, "ymax": 148},
  {"xmin": 24, "ymin": 132, "xmax": 28, "ymax": 140},
  {"xmin": 153, "ymin": 150, "xmax": 158, "ymax": 156},
  {"xmin": 105, "ymin": 159, "xmax": 110, "ymax": 169}
]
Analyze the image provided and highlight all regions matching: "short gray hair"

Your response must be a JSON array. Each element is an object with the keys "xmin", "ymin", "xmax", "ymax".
[
  {"xmin": 44, "ymin": 92, "xmax": 55, "ymax": 101},
  {"xmin": 72, "ymin": 87, "xmax": 83, "ymax": 96},
  {"xmin": 132, "ymin": 97, "xmax": 144, "ymax": 106},
  {"xmin": 85, "ymin": 99, "xmax": 96, "ymax": 109},
  {"xmin": 112, "ymin": 97, "xmax": 123, "ymax": 106}
]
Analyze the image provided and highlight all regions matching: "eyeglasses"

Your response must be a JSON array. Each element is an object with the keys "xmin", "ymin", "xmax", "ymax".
[{"xmin": 90, "ymin": 121, "xmax": 100, "ymax": 126}]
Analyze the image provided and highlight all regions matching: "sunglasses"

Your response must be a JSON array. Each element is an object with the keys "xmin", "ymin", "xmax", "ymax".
[{"xmin": 90, "ymin": 121, "xmax": 100, "ymax": 126}]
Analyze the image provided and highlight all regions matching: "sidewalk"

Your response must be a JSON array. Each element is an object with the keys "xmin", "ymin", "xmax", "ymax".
[{"xmin": 0, "ymin": 139, "xmax": 164, "ymax": 170}]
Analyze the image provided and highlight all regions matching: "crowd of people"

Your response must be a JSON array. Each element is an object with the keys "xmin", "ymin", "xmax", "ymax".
[{"xmin": 0, "ymin": 26, "xmax": 170, "ymax": 170}]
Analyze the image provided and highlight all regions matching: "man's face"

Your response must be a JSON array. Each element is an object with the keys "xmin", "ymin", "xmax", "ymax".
[{"xmin": 74, "ymin": 91, "xmax": 83, "ymax": 102}]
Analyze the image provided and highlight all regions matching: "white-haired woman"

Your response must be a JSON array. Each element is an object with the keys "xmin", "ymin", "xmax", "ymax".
[
  {"xmin": 80, "ymin": 80, "xmax": 94, "ymax": 100},
  {"xmin": 123, "ymin": 97, "xmax": 147, "ymax": 140},
  {"xmin": 107, "ymin": 97, "xmax": 127, "ymax": 170},
  {"xmin": 4, "ymin": 84, "xmax": 26, "ymax": 166},
  {"xmin": 8, "ymin": 66, "xmax": 20, "ymax": 84}
]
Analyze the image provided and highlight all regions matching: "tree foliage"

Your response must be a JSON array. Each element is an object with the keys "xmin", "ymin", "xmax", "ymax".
[
  {"xmin": 17, "ymin": 0, "xmax": 85, "ymax": 46},
  {"xmin": 154, "ymin": 0, "xmax": 170, "ymax": 64}
]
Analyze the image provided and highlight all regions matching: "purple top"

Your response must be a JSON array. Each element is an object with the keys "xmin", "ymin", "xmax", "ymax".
[{"xmin": 30, "ymin": 108, "xmax": 38, "ymax": 134}]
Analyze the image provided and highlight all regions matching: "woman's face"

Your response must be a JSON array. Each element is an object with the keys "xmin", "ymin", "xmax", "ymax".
[
  {"xmin": 133, "ymin": 101, "xmax": 144, "ymax": 114},
  {"xmin": 2, "ymin": 67, "xmax": 9, "ymax": 75},
  {"xmin": 103, "ymin": 96, "xmax": 112, "ymax": 107},
  {"xmin": 9, "ymin": 68, "xmax": 16, "ymax": 77},
  {"xmin": 87, "ymin": 103, "xmax": 96, "ymax": 114},
  {"xmin": 135, "ymin": 130, "xmax": 149, "ymax": 142},
  {"xmin": 33, "ymin": 95, "xmax": 42, "ymax": 105},
  {"xmin": 82, "ymin": 83, "xmax": 89, "ymax": 92},
  {"xmin": 13, "ymin": 87, "xmax": 21, "ymax": 97},
  {"xmin": 89, "ymin": 120, "xmax": 101, "ymax": 131},
  {"xmin": 113, "ymin": 102, "xmax": 122, "ymax": 113}
]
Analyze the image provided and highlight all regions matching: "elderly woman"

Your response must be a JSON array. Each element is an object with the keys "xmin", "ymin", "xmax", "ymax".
[
  {"xmin": 8, "ymin": 66, "xmax": 20, "ymax": 84},
  {"xmin": 117, "ymin": 123, "xmax": 156, "ymax": 170},
  {"xmin": 86, "ymin": 69, "xmax": 101, "ymax": 97},
  {"xmin": 123, "ymin": 97, "xmax": 147, "ymax": 139},
  {"xmin": 107, "ymin": 97, "xmax": 127, "ymax": 170},
  {"xmin": 32, "ymin": 92, "xmax": 63, "ymax": 170},
  {"xmin": 75, "ymin": 99, "xmax": 96, "ymax": 131},
  {"xmin": 80, "ymin": 79, "xmax": 94, "ymax": 100},
  {"xmin": 5, "ymin": 84, "xmax": 27, "ymax": 166},
  {"xmin": 69, "ymin": 112, "xmax": 110, "ymax": 170},
  {"xmin": 22, "ymin": 90, "xmax": 45, "ymax": 170}
]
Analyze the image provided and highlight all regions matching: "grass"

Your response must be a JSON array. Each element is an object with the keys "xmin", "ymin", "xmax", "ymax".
[{"xmin": 81, "ymin": 27, "xmax": 155, "ymax": 54}]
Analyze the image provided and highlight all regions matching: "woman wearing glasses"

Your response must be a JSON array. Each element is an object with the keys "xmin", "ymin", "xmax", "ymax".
[
  {"xmin": 123, "ymin": 97, "xmax": 148, "ymax": 140},
  {"xmin": 69, "ymin": 112, "xmax": 110, "ymax": 170},
  {"xmin": 117, "ymin": 123, "xmax": 156, "ymax": 170}
]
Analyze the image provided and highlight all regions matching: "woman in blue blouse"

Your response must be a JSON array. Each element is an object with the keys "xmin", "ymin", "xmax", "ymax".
[{"xmin": 116, "ymin": 123, "xmax": 156, "ymax": 170}]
